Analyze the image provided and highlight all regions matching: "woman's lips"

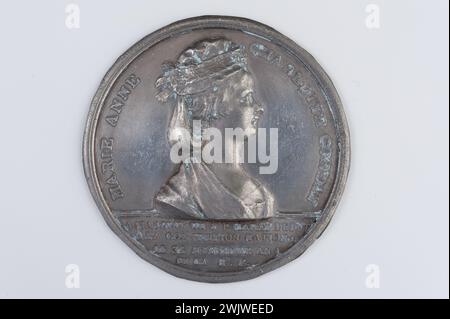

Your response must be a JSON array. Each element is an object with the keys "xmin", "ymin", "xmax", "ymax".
[{"xmin": 251, "ymin": 107, "xmax": 264, "ymax": 126}]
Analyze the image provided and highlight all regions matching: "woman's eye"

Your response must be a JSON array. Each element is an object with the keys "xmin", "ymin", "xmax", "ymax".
[{"xmin": 241, "ymin": 93, "xmax": 253, "ymax": 105}]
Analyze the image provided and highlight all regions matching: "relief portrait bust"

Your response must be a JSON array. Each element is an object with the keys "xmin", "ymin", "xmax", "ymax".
[{"xmin": 154, "ymin": 38, "xmax": 275, "ymax": 220}]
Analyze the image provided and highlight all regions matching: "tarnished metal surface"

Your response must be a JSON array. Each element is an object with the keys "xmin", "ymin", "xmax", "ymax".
[{"xmin": 83, "ymin": 16, "xmax": 350, "ymax": 282}]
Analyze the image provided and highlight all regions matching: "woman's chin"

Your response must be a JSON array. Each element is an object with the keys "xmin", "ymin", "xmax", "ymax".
[{"xmin": 243, "ymin": 126, "xmax": 257, "ymax": 137}]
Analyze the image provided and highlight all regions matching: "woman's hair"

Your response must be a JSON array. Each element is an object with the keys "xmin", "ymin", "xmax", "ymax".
[{"xmin": 155, "ymin": 39, "xmax": 248, "ymax": 131}]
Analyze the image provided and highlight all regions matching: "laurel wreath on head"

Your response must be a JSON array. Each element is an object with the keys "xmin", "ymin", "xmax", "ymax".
[{"xmin": 155, "ymin": 39, "xmax": 247, "ymax": 103}]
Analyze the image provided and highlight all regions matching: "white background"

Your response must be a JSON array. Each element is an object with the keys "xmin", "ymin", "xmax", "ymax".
[{"xmin": 0, "ymin": 0, "xmax": 448, "ymax": 298}]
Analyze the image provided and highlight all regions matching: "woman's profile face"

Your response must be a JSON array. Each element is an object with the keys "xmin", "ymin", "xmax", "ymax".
[{"xmin": 212, "ymin": 72, "xmax": 263, "ymax": 135}]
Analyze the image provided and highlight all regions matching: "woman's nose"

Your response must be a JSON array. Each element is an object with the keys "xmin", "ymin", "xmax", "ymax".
[{"xmin": 254, "ymin": 103, "xmax": 264, "ymax": 115}]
